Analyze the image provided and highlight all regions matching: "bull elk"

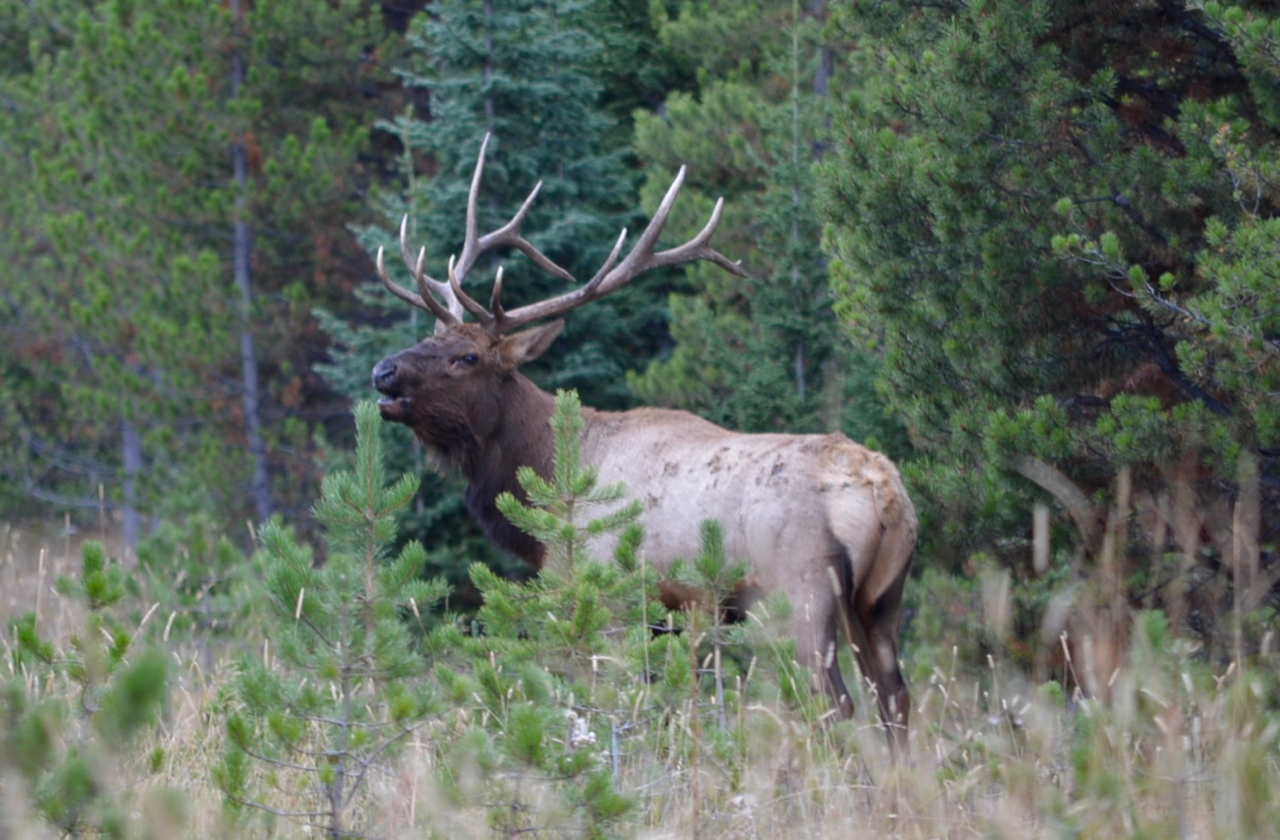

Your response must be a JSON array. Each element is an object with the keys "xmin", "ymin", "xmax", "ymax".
[{"xmin": 370, "ymin": 135, "xmax": 917, "ymax": 754}]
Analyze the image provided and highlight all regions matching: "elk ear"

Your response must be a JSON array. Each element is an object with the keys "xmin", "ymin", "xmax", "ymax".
[{"xmin": 500, "ymin": 320, "xmax": 565, "ymax": 365}]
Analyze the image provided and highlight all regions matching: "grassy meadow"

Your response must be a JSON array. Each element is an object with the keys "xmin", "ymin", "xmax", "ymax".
[{"xmin": 1, "ymin": 492, "xmax": 1277, "ymax": 840}]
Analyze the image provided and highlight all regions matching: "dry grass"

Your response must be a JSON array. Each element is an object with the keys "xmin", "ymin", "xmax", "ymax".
[
  {"xmin": 1, "ymin": 520, "xmax": 90, "ymax": 651},
  {"xmin": 2, "ymin": 511, "xmax": 1278, "ymax": 840}
]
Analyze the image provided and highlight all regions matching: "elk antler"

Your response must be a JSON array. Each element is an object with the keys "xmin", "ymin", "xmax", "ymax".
[
  {"xmin": 378, "ymin": 132, "xmax": 744, "ymax": 336},
  {"xmin": 376, "ymin": 133, "xmax": 575, "ymax": 335},
  {"xmin": 493, "ymin": 166, "xmax": 745, "ymax": 333},
  {"xmin": 375, "ymin": 216, "xmax": 463, "ymax": 331}
]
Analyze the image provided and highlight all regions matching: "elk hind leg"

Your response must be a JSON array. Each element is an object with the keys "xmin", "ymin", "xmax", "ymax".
[
  {"xmin": 836, "ymin": 582, "xmax": 908, "ymax": 747},
  {"xmin": 834, "ymin": 534, "xmax": 912, "ymax": 757},
  {"xmin": 786, "ymin": 591, "xmax": 855, "ymax": 719},
  {"xmin": 820, "ymin": 620, "xmax": 856, "ymax": 720},
  {"xmin": 853, "ymin": 588, "xmax": 909, "ymax": 757},
  {"xmin": 832, "ymin": 506, "xmax": 914, "ymax": 755}
]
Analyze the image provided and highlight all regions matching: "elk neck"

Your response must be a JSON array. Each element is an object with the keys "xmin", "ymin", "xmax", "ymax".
[{"xmin": 458, "ymin": 372, "xmax": 558, "ymax": 568}]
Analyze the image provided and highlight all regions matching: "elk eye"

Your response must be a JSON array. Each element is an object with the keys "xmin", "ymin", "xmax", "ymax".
[{"xmin": 459, "ymin": 353, "xmax": 478, "ymax": 366}]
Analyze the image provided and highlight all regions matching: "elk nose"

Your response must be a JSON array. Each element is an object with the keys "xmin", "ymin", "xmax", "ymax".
[{"xmin": 371, "ymin": 359, "xmax": 399, "ymax": 391}]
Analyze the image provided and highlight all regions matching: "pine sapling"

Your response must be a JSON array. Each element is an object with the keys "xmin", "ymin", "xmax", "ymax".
[
  {"xmin": 2, "ymin": 541, "xmax": 174, "ymax": 839},
  {"xmin": 217, "ymin": 401, "xmax": 448, "ymax": 840},
  {"xmin": 665, "ymin": 520, "xmax": 749, "ymax": 732},
  {"xmin": 457, "ymin": 389, "xmax": 644, "ymax": 836},
  {"xmin": 496, "ymin": 389, "xmax": 644, "ymax": 574}
]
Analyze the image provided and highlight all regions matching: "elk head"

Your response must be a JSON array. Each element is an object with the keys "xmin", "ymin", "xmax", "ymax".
[{"xmin": 370, "ymin": 133, "xmax": 743, "ymax": 468}]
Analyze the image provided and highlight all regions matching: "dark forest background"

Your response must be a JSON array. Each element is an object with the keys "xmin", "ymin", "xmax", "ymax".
[{"xmin": 2, "ymin": 0, "xmax": 1277, "ymax": 657}]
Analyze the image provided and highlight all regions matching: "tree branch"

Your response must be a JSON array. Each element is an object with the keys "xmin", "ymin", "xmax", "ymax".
[{"xmin": 1011, "ymin": 455, "xmax": 1100, "ymax": 550}]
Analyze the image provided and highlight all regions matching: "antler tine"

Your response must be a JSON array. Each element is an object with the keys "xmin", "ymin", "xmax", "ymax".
[
  {"xmin": 453, "ymin": 134, "xmax": 577, "ymax": 288},
  {"xmin": 574, "ymin": 166, "xmax": 740, "ymax": 296},
  {"xmin": 376, "ymin": 246, "xmax": 424, "ymax": 309},
  {"xmin": 490, "ymin": 266, "xmax": 508, "ymax": 332},
  {"xmin": 491, "ymin": 182, "xmax": 577, "ymax": 284},
  {"xmin": 404, "ymin": 217, "xmax": 465, "ymax": 326},
  {"xmin": 375, "ymin": 217, "xmax": 460, "ymax": 330},
  {"xmin": 596, "ymin": 165, "xmax": 689, "ymax": 288},
  {"xmin": 490, "ymin": 266, "xmax": 506, "ymax": 319},
  {"xmin": 584, "ymin": 228, "xmax": 630, "ymax": 289},
  {"xmin": 455, "ymin": 133, "xmax": 490, "ymax": 284},
  {"xmin": 640, "ymin": 195, "xmax": 745, "ymax": 278},
  {"xmin": 424, "ymin": 133, "xmax": 577, "ymax": 337},
  {"xmin": 397, "ymin": 218, "xmax": 450, "ymax": 307},
  {"xmin": 495, "ymin": 167, "xmax": 744, "ymax": 331},
  {"xmin": 447, "ymin": 254, "xmax": 497, "ymax": 333}
]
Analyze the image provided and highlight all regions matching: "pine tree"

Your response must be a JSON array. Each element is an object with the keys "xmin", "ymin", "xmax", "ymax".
[
  {"xmin": 317, "ymin": 0, "xmax": 665, "ymax": 602},
  {"xmin": 135, "ymin": 514, "xmax": 259, "ymax": 669},
  {"xmin": 390, "ymin": 0, "xmax": 649, "ymax": 406},
  {"xmin": 2, "ymin": 542, "xmax": 175, "ymax": 838},
  {"xmin": 0, "ymin": 0, "xmax": 227, "ymax": 547},
  {"xmin": 474, "ymin": 390, "xmax": 646, "ymax": 674},
  {"xmin": 217, "ymin": 402, "xmax": 447, "ymax": 839},
  {"xmin": 453, "ymin": 389, "xmax": 642, "ymax": 836},
  {"xmin": 457, "ymin": 391, "xmax": 811, "ymax": 833},
  {"xmin": 0, "ymin": 0, "xmax": 393, "ymax": 541},
  {"xmin": 629, "ymin": 0, "xmax": 908, "ymax": 453},
  {"xmin": 822, "ymin": 1, "xmax": 1278, "ymax": 607},
  {"xmin": 496, "ymin": 390, "xmax": 644, "ymax": 574}
]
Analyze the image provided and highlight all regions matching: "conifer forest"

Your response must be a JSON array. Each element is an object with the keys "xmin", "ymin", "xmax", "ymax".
[{"xmin": 2, "ymin": 2, "xmax": 1280, "ymax": 837}]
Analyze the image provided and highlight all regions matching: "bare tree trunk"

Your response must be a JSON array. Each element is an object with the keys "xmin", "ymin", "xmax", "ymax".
[
  {"xmin": 811, "ymin": 0, "xmax": 832, "ymax": 100},
  {"xmin": 791, "ymin": 0, "xmax": 808, "ymax": 401},
  {"xmin": 121, "ymin": 414, "xmax": 142, "ymax": 557},
  {"xmin": 810, "ymin": 0, "xmax": 832, "ymax": 163},
  {"xmin": 483, "ymin": 0, "xmax": 495, "ymax": 126},
  {"xmin": 230, "ymin": 0, "xmax": 273, "ymax": 524}
]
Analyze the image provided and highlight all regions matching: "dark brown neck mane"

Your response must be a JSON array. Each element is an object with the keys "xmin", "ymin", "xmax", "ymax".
[{"xmin": 454, "ymin": 374, "xmax": 556, "ymax": 568}]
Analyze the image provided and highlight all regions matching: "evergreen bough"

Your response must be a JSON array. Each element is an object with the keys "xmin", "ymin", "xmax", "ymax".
[
  {"xmin": 496, "ymin": 389, "xmax": 644, "ymax": 574},
  {"xmin": 454, "ymin": 390, "xmax": 644, "ymax": 837},
  {"xmin": 2, "ymin": 542, "xmax": 175, "ymax": 839},
  {"xmin": 216, "ymin": 401, "xmax": 448, "ymax": 840}
]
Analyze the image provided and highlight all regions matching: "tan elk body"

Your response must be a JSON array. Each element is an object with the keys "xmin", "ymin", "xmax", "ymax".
[{"xmin": 371, "ymin": 136, "xmax": 917, "ymax": 753}]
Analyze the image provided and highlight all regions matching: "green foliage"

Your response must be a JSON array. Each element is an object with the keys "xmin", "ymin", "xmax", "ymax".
[
  {"xmin": 631, "ymin": 0, "xmax": 910, "ymax": 455},
  {"xmin": 0, "ymin": 0, "xmax": 228, "ymax": 535},
  {"xmin": 55, "ymin": 539, "xmax": 128, "ymax": 612},
  {"xmin": 445, "ymin": 391, "xmax": 849, "ymax": 833},
  {"xmin": 217, "ymin": 402, "xmax": 449, "ymax": 839},
  {"xmin": 823, "ymin": 0, "xmax": 1279, "ymax": 584},
  {"xmin": 94, "ymin": 649, "xmax": 169, "ymax": 745},
  {"xmin": 135, "ymin": 514, "xmax": 261, "ymax": 654},
  {"xmin": 665, "ymin": 519, "xmax": 766, "ymax": 731},
  {"xmin": 317, "ymin": 0, "xmax": 676, "ymax": 604},
  {"xmin": 445, "ymin": 388, "xmax": 651, "ymax": 836},
  {"xmin": 496, "ymin": 390, "xmax": 644, "ymax": 573},
  {"xmin": 0, "ymin": 0, "xmax": 393, "ymax": 539},
  {"xmin": 1, "ymin": 542, "xmax": 175, "ymax": 838},
  {"xmin": 473, "ymin": 391, "xmax": 649, "ymax": 672},
  {"xmin": 328, "ymin": 0, "xmax": 657, "ymax": 411}
]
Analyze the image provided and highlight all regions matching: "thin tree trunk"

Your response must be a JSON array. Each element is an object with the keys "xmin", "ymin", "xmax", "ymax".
[
  {"xmin": 230, "ymin": 0, "xmax": 273, "ymax": 523},
  {"xmin": 811, "ymin": 0, "xmax": 832, "ymax": 100},
  {"xmin": 121, "ymin": 414, "xmax": 142, "ymax": 557},
  {"xmin": 483, "ymin": 0, "xmax": 495, "ymax": 125},
  {"xmin": 810, "ymin": 0, "xmax": 832, "ymax": 162},
  {"xmin": 791, "ymin": 0, "xmax": 807, "ymax": 402}
]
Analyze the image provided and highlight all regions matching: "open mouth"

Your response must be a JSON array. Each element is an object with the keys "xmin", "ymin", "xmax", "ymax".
[
  {"xmin": 376, "ymin": 393, "xmax": 412, "ymax": 422},
  {"xmin": 373, "ymin": 377, "xmax": 412, "ymax": 422},
  {"xmin": 372, "ymin": 360, "xmax": 414, "ymax": 423}
]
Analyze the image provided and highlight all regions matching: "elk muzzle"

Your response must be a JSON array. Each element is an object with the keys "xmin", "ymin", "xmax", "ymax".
[{"xmin": 371, "ymin": 358, "xmax": 411, "ymax": 423}]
